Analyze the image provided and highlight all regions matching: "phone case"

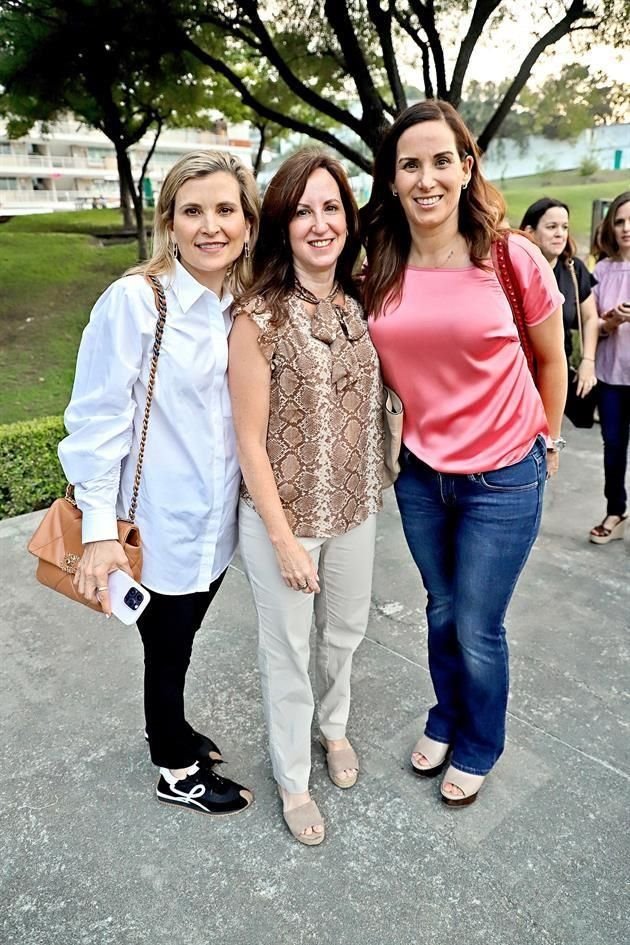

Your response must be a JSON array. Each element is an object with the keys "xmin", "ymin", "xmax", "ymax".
[{"xmin": 108, "ymin": 570, "xmax": 151, "ymax": 625}]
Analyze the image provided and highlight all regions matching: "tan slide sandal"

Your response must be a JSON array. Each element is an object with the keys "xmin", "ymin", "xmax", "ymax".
[
  {"xmin": 319, "ymin": 737, "xmax": 359, "ymax": 789},
  {"xmin": 282, "ymin": 798, "xmax": 326, "ymax": 846}
]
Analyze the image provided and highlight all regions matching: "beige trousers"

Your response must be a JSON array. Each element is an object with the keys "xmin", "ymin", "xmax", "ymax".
[{"xmin": 238, "ymin": 500, "xmax": 376, "ymax": 794}]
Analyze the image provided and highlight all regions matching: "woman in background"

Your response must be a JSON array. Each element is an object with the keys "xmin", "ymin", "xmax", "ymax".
[
  {"xmin": 521, "ymin": 197, "xmax": 598, "ymax": 403},
  {"xmin": 589, "ymin": 191, "xmax": 630, "ymax": 543}
]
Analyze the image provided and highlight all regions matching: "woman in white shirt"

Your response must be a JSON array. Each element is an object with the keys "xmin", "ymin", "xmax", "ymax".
[{"xmin": 58, "ymin": 151, "xmax": 260, "ymax": 817}]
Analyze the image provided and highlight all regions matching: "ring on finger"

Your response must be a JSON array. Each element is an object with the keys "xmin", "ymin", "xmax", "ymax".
[{"xmin": 96, "ymin": 586, "xmax": 108, "ymax": 592}]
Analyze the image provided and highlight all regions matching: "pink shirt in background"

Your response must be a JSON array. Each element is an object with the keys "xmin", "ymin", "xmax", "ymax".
[
  {"xmin": 368, "ymin": 233, "xmax": 563, "ymax": 474},
  {"xmin": 592, "ymin": 258, "xmax": 630, "ymax": 386}
]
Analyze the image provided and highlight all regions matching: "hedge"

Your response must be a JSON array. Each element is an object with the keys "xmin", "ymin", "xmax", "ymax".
[{"xmin": 0, "ymin": 416, "xmax": 67, "ymax": 519}]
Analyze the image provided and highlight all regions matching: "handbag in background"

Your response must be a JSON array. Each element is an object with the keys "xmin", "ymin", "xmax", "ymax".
[
  {"xmin": 26, "ymin": 275, "xmax": 168, "ymax": 612},
  {"xmin": 563, "ymin": 259, "xmax": 597, "ymax": 429},
  {"xmin": 383, "ymin": 385, "xmax": 404, "ymax": 487}
]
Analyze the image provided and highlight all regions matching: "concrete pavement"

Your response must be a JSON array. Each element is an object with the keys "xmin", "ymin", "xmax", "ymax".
[{"xmin": 1, "ymin": 423, "xmax": 628, "ymax": 945}]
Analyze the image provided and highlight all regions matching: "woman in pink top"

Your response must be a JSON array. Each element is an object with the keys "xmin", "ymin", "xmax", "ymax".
[
  {"xmin": 588, "ymin": 191, "xmax": 630, "ymax": 544},
  {"xmin": 363, "ymin": 101, "xmax": 567, "ymax": 807}
]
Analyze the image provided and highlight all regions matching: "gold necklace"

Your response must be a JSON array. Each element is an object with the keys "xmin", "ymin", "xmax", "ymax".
[{"xmin": 410, "ymin": 246, "xmax": 455, "ymax": 268}]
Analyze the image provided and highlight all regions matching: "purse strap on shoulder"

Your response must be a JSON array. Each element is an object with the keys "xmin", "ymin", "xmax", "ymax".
[
  {"xmin": 126, "ymin": 275, "xmax": 168, "ymax": 522},
  {"xmin": 566, "ymin": 258, "xmax": 583, "ymax": 355},
  {"xmin": 491, "ymin": 234, "xmax": 536, "ymax": 380}
]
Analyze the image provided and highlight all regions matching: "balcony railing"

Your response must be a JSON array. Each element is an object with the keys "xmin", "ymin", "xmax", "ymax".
[
  {"xmin": 0, "ymin": 189, "xmax": 118, "ymax": 208},
  {"xmin": 0, "ymin": 153, "xmax": 113, "ymax": 169}
]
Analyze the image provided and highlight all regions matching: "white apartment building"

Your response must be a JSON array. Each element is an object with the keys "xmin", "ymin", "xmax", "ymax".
[{"xmin": 0, "ymin": 118, "xmax": 252, "ymax": 215}]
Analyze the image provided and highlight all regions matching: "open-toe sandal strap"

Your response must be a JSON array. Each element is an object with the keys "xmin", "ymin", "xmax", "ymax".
[
  {"xmin": 413, "ymin": 735, "xmax": 448, "ymax": 768},
  {"xmin": 283, "ymin": 799, "xmax": 324, "ymax": 838},
  {"xmin": 442, "ymin": 766, "xmax": 484, "ymax": 798},
  {"xmin": 324, "ymin": 746, "xmax": 359, "ymax": 775}
]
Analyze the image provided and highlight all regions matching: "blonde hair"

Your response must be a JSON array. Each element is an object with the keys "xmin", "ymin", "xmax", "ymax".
[{"xmin": 127, "ymin": 150, "xmax": 260, "ymax": 295}]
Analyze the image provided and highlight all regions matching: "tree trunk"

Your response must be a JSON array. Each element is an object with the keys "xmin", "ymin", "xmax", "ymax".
[
  {"xmin": 252, "ymin": 124, "xmax": 267, "ymax": 178},
  {"xmin": 120, "ymin": 177, "xmax": 134, "ymax": 229},
  {"xmin": 115, "ymin": 151, "xmax": 134, "ymax": 228},
  {"xmin": 115, "ymin": 142, "xmax": 147, "ymax": 259}
]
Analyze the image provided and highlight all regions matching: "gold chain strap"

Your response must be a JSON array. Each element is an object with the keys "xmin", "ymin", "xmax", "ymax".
[
  {"xmin": 127, "ymin": 275, "xmax": 168, "ymax": 522},
  {"xmin": 567, "ymin": 259, "xmax": 583, "ymax": 355}
]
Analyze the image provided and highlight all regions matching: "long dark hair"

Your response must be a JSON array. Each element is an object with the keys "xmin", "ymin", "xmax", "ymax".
[
  {"xmin": 596, "ymin": 191, "xmax": 630, "ymax": 261},
  {"xmin": 362, "ymin": 100, "xmax": 506, "ymax": 318},
  {"xmin": 242, "ymin": 149, "xmax": 361, "ymax": 326},
  {"xmin": 520, "ymin": 197, "xmax": 576, "ymax": 265}
]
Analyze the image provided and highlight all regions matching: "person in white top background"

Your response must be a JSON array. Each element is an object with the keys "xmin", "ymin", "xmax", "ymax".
[{"xmin": 58, "ymin": 151, "xmax": 260, "ymax": 817}]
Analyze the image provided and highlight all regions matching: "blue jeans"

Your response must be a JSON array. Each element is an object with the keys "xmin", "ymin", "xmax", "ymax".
[
  {"xmin": 597, "ymin": 381, "xmax": 629, "ymax": 517},
  {"xmin": 394, "ymin": 436, "xmax": 546, "ymax": 775}
]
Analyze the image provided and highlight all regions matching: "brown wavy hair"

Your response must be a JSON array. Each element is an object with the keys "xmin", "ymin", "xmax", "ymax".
[
  {"xmin": 596, "ymin": 190, "xmax": 630, "ymax": 261},
  {"xmin": 241, "ymin": 148, "xmax": 361, "ymax": 326},
  {"xmin": 362, "ymin": 100, "xmax": 506, "ymax": 318},
  {"xmin": 520, "ymin": 197, "xmax": 577, "ymax": 264}
]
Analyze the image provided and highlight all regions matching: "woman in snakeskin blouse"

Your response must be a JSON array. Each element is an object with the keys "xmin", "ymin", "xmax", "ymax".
[{"xmin": 229, "ymin": 149, "xmax": 385, "ymax": 846}]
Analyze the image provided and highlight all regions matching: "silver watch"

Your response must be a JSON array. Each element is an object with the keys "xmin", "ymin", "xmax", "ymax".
[{"xmin": 547, "ymin": 436, "xmax": 566, "ymax": 453}]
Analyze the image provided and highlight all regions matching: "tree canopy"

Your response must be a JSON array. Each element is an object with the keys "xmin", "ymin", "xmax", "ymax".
[
  {"xmin": 175, "ymin": 0, "xmax": 629, "ymax": 169},
  {"xmin": 0, "ymin": 0, "xmax": 213, "ymax": 254},
  {"xmin": 1, "ymin": 0, "xmax": 627, "ymax": 192}
]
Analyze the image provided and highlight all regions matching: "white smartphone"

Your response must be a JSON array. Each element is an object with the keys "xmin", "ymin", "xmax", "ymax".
[{"xmin": 108, "ymin": 569, "xmax": 151, "ymax": 625}]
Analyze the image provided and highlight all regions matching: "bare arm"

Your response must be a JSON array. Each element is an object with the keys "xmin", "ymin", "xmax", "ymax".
[
  {"xmin": 576, "ymin": 293, "xmax": 599, "ymax": 397},
  {"xmin": 599, "ymin": 302, "xmax": 629, "ymax": 334},
  {"xmin": 228, "ymin": 315, "xmax": 320, "ymax": 593},
  {"xmin": 526, "ymin": 306, "xmax": 567, "ymax": 477}
]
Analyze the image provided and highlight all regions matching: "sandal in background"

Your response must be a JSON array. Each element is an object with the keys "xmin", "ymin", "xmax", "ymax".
[{"xmin": 589, "ymin": 514, "xmax": 627, "ymax": 544}]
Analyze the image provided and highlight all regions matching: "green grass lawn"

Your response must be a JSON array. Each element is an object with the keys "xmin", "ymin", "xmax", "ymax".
[
  {"xmin": 1, "ymin": 167, "xmax": 629, "ymax": 427},
  {"xmin": 0, "ymin": 228, "xmax": 135, "ymax": 424},
  {"xmin": 5, "ymin": 208, "xmax": 128, "ymax": 235}
]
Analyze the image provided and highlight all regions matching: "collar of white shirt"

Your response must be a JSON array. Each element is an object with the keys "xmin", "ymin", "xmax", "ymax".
[{"xmin": 165, "ymin": 259, "xmax": 234, "ymax": 315}]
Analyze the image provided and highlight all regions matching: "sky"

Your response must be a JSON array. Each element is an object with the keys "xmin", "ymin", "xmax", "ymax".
[{"xmin": 399, "ymin": 3, "xmax": 628, "ymax": 89}]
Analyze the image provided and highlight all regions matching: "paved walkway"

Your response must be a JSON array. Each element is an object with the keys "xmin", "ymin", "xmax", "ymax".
[{"xmin": 1, "ymin": 424, "xmax": 628, "ymax": 945}]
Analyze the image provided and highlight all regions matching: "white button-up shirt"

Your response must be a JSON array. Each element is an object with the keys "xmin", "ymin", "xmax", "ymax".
[{"xmin": 58, "ymin": 261, "xmax": 240, "ymax": 594}]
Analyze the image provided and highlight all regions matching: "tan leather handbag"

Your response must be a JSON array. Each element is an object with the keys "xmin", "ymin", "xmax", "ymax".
[
  {"xmin": 383, "ymin": 384, "xmax": 404, "ymax": 488},
  {"xmin": 27, "ymin": 275, "xmax": 168, "ymax": 612}
]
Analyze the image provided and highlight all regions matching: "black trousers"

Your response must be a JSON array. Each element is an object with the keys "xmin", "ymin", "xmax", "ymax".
[{"xmin": 136, "ymin": 570, "xmax": 226, "ymax": 769}]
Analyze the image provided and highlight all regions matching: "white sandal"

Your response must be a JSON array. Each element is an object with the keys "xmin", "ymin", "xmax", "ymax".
[
  {"xmin": 410, "ymin": 734, "xmax": 449, "ymax": 777},
  {"xmin": 440, "ymin": 765, "xmax": 486, "ymax": 807}
]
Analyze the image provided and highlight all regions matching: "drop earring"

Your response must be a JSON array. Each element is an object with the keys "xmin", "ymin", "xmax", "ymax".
[
  {"xmin": 392, "ymin": 189, "xmax": 398, "ymax": 197},
  {"xmin": 170, "ymin": 240, "xmax": 179, "ymax": 260},
  {"xmin": 462, "ymin": 181, "xmax": 469, "ymax": 191},
  {"xmin": 244, "ymin": 240, "xmax": 250, "ymax": 259}
]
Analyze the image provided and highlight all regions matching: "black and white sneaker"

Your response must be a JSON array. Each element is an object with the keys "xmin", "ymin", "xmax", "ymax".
[
  {"xmin": 156, "ymin": 763, "xmax": 254, "ymax": 816},
  {"xmin": 144, "ymin": 729, "xmax": 224, "ymax": 765}
]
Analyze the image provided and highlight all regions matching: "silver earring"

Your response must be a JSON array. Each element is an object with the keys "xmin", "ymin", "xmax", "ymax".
[
  {"xmin": 244, "ymin": 240, "xmax": 250, "ymax": 259},
  {"xmin": 462, "ymin": 181, "xmax": 469, "ymax": 191},
  {"xmin": 170, "ymin": 240, "xmax": 179, "ymax": 260},
  {"xmin": 392, "ymin": 189, "xmax": 398, "ymax": 197}
]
